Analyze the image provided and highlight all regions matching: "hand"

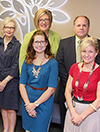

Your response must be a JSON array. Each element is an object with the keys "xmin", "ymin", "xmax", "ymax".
[
  {"xmin": 0, "ymin": 81, "xmax": 7, "ymax": 90},
  {"xmin": 25, "ymin": 102, "xmax": 36, "ymax": 113},
  {"xmin": 0, "ymin": 87, "xmax": 4, "ymax": 92},
  {"xmin": 29, "ymin": 110, "xmax": 37, "ymax": 118},
  {"xmin": 71, "ymin": 114, "xmax": 84, "ymax": 126},
  {"xmin": 0, "ymin": 81, "xmax": 6, "ymax": 92}
]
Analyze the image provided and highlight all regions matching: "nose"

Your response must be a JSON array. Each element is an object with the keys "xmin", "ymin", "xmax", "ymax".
[
  {"xmin": 42, "ymin": 20, "xmax": 46, "ymax": 23},
  {"xmin": 38, "ymin": 42, "xmax": 41, "ymax": 46},
  {"xmin": 80, "ymin": 25, "xmax": 83, "ymax": 29},
  {"xmin": 85, "ymin": 52, "xmax": 89, "ymax": 56}
]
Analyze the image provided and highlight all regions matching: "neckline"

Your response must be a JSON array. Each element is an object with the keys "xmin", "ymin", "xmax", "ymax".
[
  {"xmin": 33, "ymin": 58, "xmax": 52, "ymax": 66},
  {"xmin": 78, "ymin": 62, "xmax": 99, "ymax": 73}
]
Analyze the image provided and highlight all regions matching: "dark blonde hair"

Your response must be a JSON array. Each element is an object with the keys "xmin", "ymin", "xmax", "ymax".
[
  {"xmin": 34, "ymin": 8, "xmax": 52, "ymax": 29},
  {"xmin": 25, "ymin": 30, "xmax": 54, "ymax": 65},
  {"xmin": 80, "ymin": 37, "xmax": 99, "ymax": 53},
  {"xmin": 2, "ymin": 17, "xmax": 17, "ymax": 30}
]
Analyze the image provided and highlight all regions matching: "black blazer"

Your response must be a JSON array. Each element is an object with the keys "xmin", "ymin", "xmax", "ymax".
[{"xmin": 56, "ymin": 35, "xmax": 100, "ymax": 102}]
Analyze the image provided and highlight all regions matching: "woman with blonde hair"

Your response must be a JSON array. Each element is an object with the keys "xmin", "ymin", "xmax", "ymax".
[
  {"xmin": 0, "ymin": 17, "xmax": 21, "ymax": 132},
  {"xmin": 19, "ymin": 8, "xmax": 61, "ymax": 74},
  {"xmin": 64, "ymin": 37, "xmax": 100, "ymax": 132}
]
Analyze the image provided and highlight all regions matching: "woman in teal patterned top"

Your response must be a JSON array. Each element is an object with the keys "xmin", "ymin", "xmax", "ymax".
[
  {"xmin": 19, "ymin": 30, "xmax": 58, "ymax": 132},
  {"xmin": 19, "ymin": 8, "xmax": 61, "ymax": 74}
]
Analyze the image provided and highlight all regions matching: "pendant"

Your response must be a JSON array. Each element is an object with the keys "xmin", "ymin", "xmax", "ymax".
[
  {"xmin": 32, "ymin": 67, "xmax": 41, "ymax": 78},
  {"xmin": 84, "ymin": 83, "xmax": 88, "ymax": 88},
  {"xmin": 77, "ymin": 95, "xmax": 83, "ymax": 101},
  {"xmin": 75, "ymin": 81, "xmax": 79, "ymax": 87}
]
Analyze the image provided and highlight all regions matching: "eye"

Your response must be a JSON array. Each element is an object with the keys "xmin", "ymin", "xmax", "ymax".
[
  {"xmin": 82, "ymin": 50, "xmax": 86, "ymax": 53},
  {"xmin": 83, "ymin": 24, "xmax": 86, "ymax": 27},
  {"xmin": 77, "ymin": 24, "xmax": 81, "ymax": 27},
  {"xmin": 39, "ymin": 19, "xmax": 42, "ymax": 22},
  {"xmin": 89, "ymin": 50, "xmax": 93, "ymax": 53}
]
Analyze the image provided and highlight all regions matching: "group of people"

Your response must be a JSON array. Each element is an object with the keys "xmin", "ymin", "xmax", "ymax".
[{"xmin": 0, "ymin": 8, "xmax": 100, "ymax": 132}]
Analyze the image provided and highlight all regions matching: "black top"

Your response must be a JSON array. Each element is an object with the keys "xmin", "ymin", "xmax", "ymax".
[{"xmin": 0, "ymin": 36, "xmax": 21, "ymax": 79}]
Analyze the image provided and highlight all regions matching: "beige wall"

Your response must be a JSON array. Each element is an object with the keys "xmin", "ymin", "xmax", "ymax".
[
  {"xmin": 51, "ymin": 0, "xmax": 100, "ymax": 39},
  {"xmin": 0, "ymin": 0, "xmax": 100, "ymax": 42}
]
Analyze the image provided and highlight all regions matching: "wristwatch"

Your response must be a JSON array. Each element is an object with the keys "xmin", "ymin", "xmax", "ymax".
[{"xmin": 35, "ymin": 101, "xmax": 39, "ymax": 107}]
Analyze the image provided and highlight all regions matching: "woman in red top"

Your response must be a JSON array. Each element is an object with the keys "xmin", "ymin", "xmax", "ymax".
[{"xmin": 64, "ymin": 37, "xmax": 100, "ymax": 132}]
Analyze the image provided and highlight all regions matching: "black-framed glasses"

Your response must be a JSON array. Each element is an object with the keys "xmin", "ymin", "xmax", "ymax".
[
  {"xmin": 34, "ymin": 41, "xmax": 46, "ymax": 45},
  {"xmin": 39, "ymin": 18, "xmax": 50, "ymax": 23},
  {"xmin": 4, "ymin": 26, "xmax": 15, "ymax": 30}
]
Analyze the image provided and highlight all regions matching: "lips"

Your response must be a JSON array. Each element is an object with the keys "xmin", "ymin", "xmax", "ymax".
[{"xmin": 35, "ymin": 46, "xmax": 43, "ymax": 50}]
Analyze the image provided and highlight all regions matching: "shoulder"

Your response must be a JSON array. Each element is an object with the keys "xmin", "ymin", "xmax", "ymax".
[
  {"xmin": 59, "ymin": 35, "xmax": 75, "ymax": 48},
  {"xmin": 71, "ymin": 63, "xmax": 78, "ymax": 68},
  {"xmin": 95, "ymin": 64, "xmax": 100, "ymax": 71},
  {"xmin": 22, "ymin": 60, "xmax": 29, "ymax": 68},
  {"xmin": 24, "ymin": 29, "xmax": 37, "ymax": 38},
  {"xmin": 49, "ymin": 30, "xmax": 61, "ymax": 38},
  {"xmin": 69, "ymin": 63, "xmax": 78, "ymax": 75},
  {"xmin": 61, "ymin": 36, "xmax": 75, "ymax": 43},
  {"xmin": 12, "ymin": 36, "xmax": 21, "ymax": 47},
  {"xmin": 49, "ymin": 58, "xmax": 58, "ymax": 65},
  {"xmin": 70, "ymin": 63, "xmax": 78, "ymax": 71}
]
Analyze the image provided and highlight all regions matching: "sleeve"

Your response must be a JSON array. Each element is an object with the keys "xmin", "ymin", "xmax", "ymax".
[
  {"xmin": 69, "ymin": 65, "xmax": 74, "ymax": 77},
  {"xmin": 9, "ymin": 42, "xmax": 21, "ymax": 78},
  {"xmin": 19, "ymin": 30, "xmax": 36, "ymax": 74},
  {"xmin": 49, "ymin": 31, "xmax": 61, "ymax": 57},
  {"xmin": 56, "ymin": 40, "xmax": 68, "ymax": 85},
  {"xmin": 19, "ymin": 61, "xmax": 28, "ymax": 85},
  {"xmin": 19, "ymin": 34, "xmax": 29, "ymax": 75},
  {"xmin": 69, "ymin": 63, "xmax": 77, "ymax": 78},
  {"xmin": 48, "ymin": 60, "xmax": 58, "ymax": 88}
]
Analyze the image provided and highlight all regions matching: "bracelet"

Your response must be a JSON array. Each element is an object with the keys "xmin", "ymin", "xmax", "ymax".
[
  {"xmin": 89, "ymin": 103, "xmax": 97, "ymax": 112},
  {"xmin": 6, "ymin": 77, "xmax": 10, "ymax": 81}
]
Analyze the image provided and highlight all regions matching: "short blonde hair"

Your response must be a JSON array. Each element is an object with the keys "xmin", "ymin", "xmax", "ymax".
[
  {"xmin": 34, "ymin": 8, "xmax": 52, "ymax": 29},
  {"xmin": 2, "ymin": 17, "xmax": 17, "ymax": 30},
  {"xmin": 80, "ymin": 37, "xmax": 99, "ymax": 53}
]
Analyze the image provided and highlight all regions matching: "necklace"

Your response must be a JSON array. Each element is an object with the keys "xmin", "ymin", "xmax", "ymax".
[
  {"xmin": 75, "ymin": 62, "xmax": 96, "ymax": 101},
  {"xmin": 32, "ymin": 57, "xmax": 45, "ymax": 78}
]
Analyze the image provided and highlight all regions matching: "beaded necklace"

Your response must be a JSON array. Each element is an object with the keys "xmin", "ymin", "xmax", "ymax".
[{"xmin": 75, "ymin": 62, "xmax": 96, "ymax": 101}]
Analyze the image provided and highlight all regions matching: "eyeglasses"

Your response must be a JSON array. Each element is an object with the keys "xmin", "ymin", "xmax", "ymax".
[
  {"xmin": 39, "ymin": 18, "xmax": 50, "ymax": 23},
  {"xmin": 4, "ymin": 26, "xmax": 15, "ymax": 30},
  {"xmin": 34, "ymin": 41, "xmax": 46, "ymax": 45}
]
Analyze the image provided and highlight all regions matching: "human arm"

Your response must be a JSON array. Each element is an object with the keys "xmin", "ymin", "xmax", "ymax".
[
  {"xmin": 56, "ymin": 40, "xmax": 68, "ymax": 85},
  {"xmin": 19, "ymin": 34, "xmax": 28, "ymax": 74},
  {"xmin": 65, "ymin": 75, "xmax": 79, "ymax": 119},
  {"xmin": 19, "ymin": 31, "xmax": 36, "ymax": 74},
  {"xmin": 49, "ymin": 30, "xmax": 61, "ymax": 57}
]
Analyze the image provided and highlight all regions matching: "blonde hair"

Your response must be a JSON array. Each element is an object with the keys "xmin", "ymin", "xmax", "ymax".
[
  {"xmin": 2, "ymin": 17, "xmax": 17, "ymax": 30},
  {"xmin": 34, "ymin": 8, "xmax": 52, "ymax": 29},
  {"xmin": 80, "ymin": 37, "xmax": 99, "ymax": 53}
]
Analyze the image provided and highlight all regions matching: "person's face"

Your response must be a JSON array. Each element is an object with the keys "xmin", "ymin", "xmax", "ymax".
[
  {"xmin": 74, "ymin": 17, "xmax": 89, "ymax": 39},
  {"xmin": 38, "ymin": 14, "xmax": 50, "ymax": 33},
  {"xmin": 81, "ymin": 45, "xmax": 97, "ymax": 64},
  {"xmin": 3, "ymin": 21, "xmax": 15, "ymax": 38},
  {"xmin": 33, "ymin": 35, "xmax": 47, "ymax": 54}
]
